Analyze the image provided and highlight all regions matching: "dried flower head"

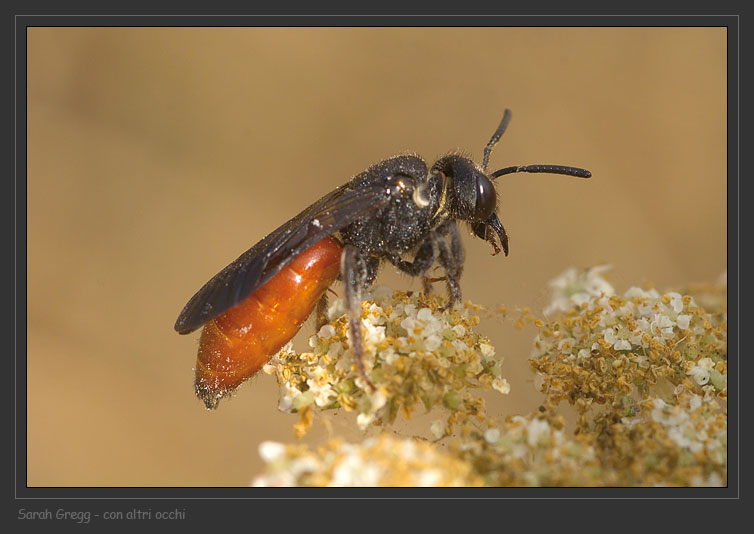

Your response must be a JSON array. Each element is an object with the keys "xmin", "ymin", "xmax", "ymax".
[
  {"xmin": 585, "ymin": 391, "xmax": 727, "ymax": 486},
  {"xmin": 531, "ymin": 279, "xmax": 727, "ymax": 416},
  {"xmin": 527, "ymin": 267, "xmax": 727, "ymax": 486}
]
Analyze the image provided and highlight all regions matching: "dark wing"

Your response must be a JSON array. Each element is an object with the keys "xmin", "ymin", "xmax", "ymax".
[{"xmin": 174, "ymin": 182, "xmax": 391, "ymax": 334}]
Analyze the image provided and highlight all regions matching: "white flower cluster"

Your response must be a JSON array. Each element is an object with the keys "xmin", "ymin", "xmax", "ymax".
[
  {"xmin": 483, "ymin": 416, "xmax": 591, "ymax": 459},
  {"xmin": 252, "ymin": 434, "xmax": 482, "ymax": 487},
  {"xmin": 645, "ymin": 394, "xmax": 726, "ymax": 471},
  {"xmin": 603, "ymin": 289, "xmax": 692, "ymax": 349},
  {"xmin": 534, "ymin": 285, "xmax": 702, "ymax": 361},
  {"xmin": 455, "ymin": 414, "xmax": 602, "ymax": 487},
  {"xmin": 543, "ymin": 264, "xmax": 615, "ymax": 317},
  {"xmin": 263, "ymin": 286, "xmax": 508, "ymax": 434}
]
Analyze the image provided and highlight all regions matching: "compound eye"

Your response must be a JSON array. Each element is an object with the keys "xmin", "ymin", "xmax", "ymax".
[{"xmin": 474, "ymin": 175, "xmax": 496, "ymax": 221}]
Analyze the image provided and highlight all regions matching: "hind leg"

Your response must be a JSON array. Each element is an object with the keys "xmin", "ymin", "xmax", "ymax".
[{"xmin": 340, "ymin": 244, "xmax": 376, "ymax": 391}]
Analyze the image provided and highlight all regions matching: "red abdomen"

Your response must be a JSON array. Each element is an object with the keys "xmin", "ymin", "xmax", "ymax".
[{"xmin": 194, "ymin": 237, "xmax": 342, "ymax": 409}]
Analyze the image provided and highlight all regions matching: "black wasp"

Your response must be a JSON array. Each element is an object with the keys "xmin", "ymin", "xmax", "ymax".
[{"xmin": 176, "ymin": 108, "xmax": 591, "ymax": 407}]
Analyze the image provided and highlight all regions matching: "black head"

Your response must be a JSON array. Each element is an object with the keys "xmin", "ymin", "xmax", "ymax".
[
  {"xmin": 430, "ymin": 109, "xmax": 591, "ymax": 257},
  {"xmin": 431, "ymin": 155, "xmax": 497, "ymax": 224}
]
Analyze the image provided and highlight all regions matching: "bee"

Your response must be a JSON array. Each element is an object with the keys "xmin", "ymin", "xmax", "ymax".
[{"xmin": 175, "ymin": 109, "xmax": 591, "ymax": 409}]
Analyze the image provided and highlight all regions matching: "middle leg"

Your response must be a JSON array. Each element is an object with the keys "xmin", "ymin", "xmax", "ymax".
[{"xmin": 434, "ymin": 220, "xmax": 466, "ymax": 310}]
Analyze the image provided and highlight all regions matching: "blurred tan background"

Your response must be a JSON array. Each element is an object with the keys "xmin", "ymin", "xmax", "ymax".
[{"xmin": 26, "ymin": 27, "xmax": 726, "ymax": 486}]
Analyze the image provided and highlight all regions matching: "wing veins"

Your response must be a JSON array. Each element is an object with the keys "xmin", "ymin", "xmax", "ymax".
[{"xmin": 174, "ymin": 183, "xmax": 389, "ymax": 333}]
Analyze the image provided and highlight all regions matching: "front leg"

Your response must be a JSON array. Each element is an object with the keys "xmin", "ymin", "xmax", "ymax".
[
  {"xmin": 340, "ymin": 244, "xmax": 376, "ymax": 392},
  {"xmin": 434, "ymin": 220, "xmax": 465, "ymax": 310},
  {"xmin": 385, "ymin": 237, "xmax": 437, "ymax": 297},
  {"xmin": 385, "ymin": 235, "xmax": 436, "ymax": 276},
  {"xmin": 386, "ymin": 221, "xmax": 466, "ymax": 308}
]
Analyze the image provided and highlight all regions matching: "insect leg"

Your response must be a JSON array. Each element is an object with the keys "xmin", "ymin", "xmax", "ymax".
[
  {"xmin": 422, "ymin": 275, "xmax": 448, "ymax": 296},
  {"xmin": 340, "ymin": 244, "xmax": 376, "ymax": 392},
  {"xmin": 315, "ymin": 293, "xmax": 329, "ymax": 330},
  {"xmin": 385, "ymin": 233, "xmax": 441, "ymax": 297},
  {"xmin": 385, "ymin": 238, "xmax": 437, "ymax": 276},
  {"xmin": 435, "ymin": 221, "xmax": 465, "ymax": 310}
]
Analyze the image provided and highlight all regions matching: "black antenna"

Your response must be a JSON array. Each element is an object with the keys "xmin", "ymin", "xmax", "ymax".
[
  {"xmin": 482, "ymin": 109, "xmax": 512, "ymax": 171},
  {"xmin": 491, "ymin": 165, "xmax": 591, "ymax": 179},
  {"xmin": 483, "ymin": 109, "xmax": 591, "ymax": 179}
]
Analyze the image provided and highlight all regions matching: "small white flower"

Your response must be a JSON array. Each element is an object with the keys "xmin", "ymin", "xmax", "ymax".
[
  {"xmin": 363, "ymin": 321, "xmax": 386, "ymax": 346},
  {"xmin": 621, "ymin": 417, "xmax": 642, "ymax": 430},
  {"xmin": 614, "ymin": 339, "xmax": 632, "ymax": 351},
  {"xmin": 667, "ymin": 292, "xmax": 684, "ymax": 313},
  {"xmin": 356, "ymin": 412, "xmax": 377, "ymax": 429},
  {"xmin": 533, "ymin": 373, "xmax": 547, "ymax": 391},
  {"xmin": 698, "ymin": 358, "xmax": 714, "ymax": 370},
  {"xmin": 511, "ymin": 443, "xmax": 529, "ymax": 459},
  {"xmin": 369, "ymin": 390, "xmax": 388, "ymax": 412},
  {"xmin": 492, "ymin": 377, "xmax": 511, "ymax": 394},
  {"xmin": 331, "ymin": 453, "xmax": 382, "ymax": 486},
  {"xmin": 318, "ymin": 324, "xmax": 336, "ymax": 340},
  {"xmin": 258, "ymin": 441, "xmax": 286, "ymax": 462},
  {"xmin": 479, "ymin": 343, "xmax": 495, "ymax": 359},
  {"xmin": 688, "ymin": 394, "xmax": 702, "ymax": 412},
  {"xmin": 557, "ymin": 337, "xmax": 576, "ymax": 354},
  {"xmin": 383, "ymin": 347, "xmax": 399, "ymax": 365},
  {"xmin": 452, "ymin": 339, "xmax": 469, "ymax": 353},
  {"xmin": 416, "ymin": 470, "xmax": 442, "ymax": 487},
  {"xmin": 417, "ymin": 307, "xmax": 434, "ymax": 322},
  {"xmin": 629, "ymin": 332, "xmax": 645, "ymax": 347},
  {"xmin": 570, "ymin": 293, "xmax": 591, "ymax": 308},
  {"xmin": 527, "ymin": 419, "xmax": 551, "ymax": 447},
  {"xmin": 400, "ymin": 316, "xmax": 417, "ymax": 334},
  {"xmin": 676, "ymin": 314, "xmax": 691, "ymax": 330},
  {"xmin": 687, "ymin": 366, "xmax": 710, "ymax": 386},
  {"xmin": 544, "ymin": 265, "xmax": 615, "ymax": 317},
  {"xmin": 625, "ymin": 286, "xmax": 650, "ymax": 298},
  {"xmin": 511, "ymin": 415, "xmax": 528, "ymax": 425},
  {"xmin": 328, "ymin": 341, "xmax": 343, "ymax": 357},
  {"xmin": 650, "ymin": 398, "xmax": 667, "ymax": 422},
  {"xmin": 430, "ymin": 420, "xmax": 445, "ymax": 439},
  {"xmin": 425, "ymin": 334, "xmax": 442, "ymax": 351},
  {"xmin": 399, "ymin": 439, "xmax": 418, "ymax": 459},
  {"xmin": 278, "ymin": 382, "xmax": 303, "ymax": 412},
  {"xmin": 484, "ymin": 428, "xmax": 501, "ymax": 444},
  {"xmin": 306, "ymin": 370, "xmax": 337, "ymax": 407}
]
